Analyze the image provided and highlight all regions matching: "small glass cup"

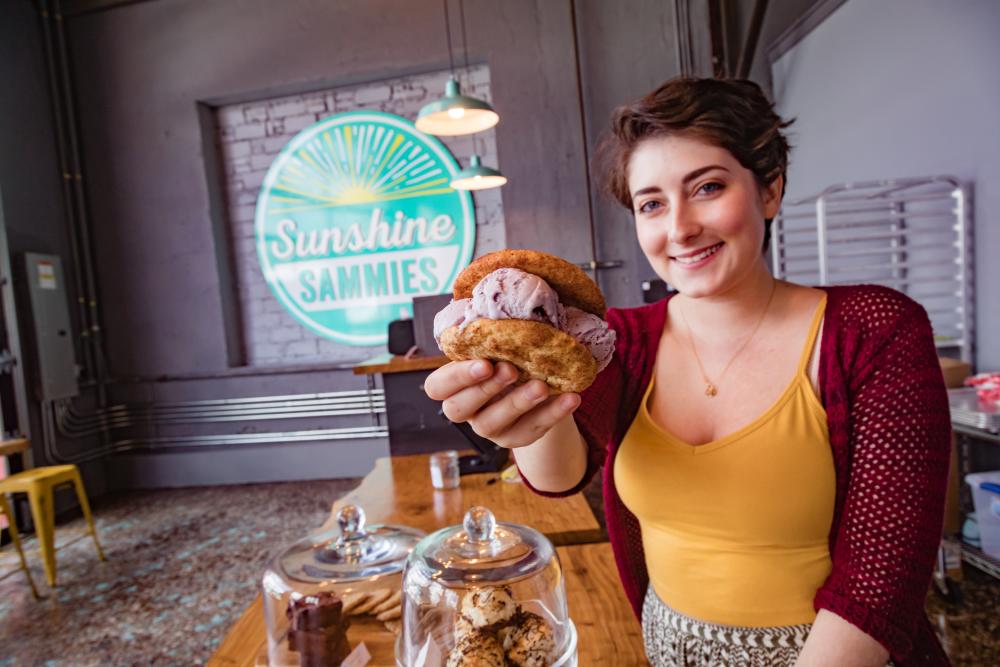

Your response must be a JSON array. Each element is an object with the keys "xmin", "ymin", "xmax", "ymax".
[{"xmin": 429, "ymin": 450, "xmax": 460, "ymax": 489}]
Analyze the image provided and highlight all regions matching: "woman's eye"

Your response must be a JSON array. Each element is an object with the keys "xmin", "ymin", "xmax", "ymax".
[
  {"xmin": 637, "ymin": 200, "xmax": 662, "ymax": 214},
  {"xmin": 697, "ymin": 182, "xmax": 724, "ymax": 196}
]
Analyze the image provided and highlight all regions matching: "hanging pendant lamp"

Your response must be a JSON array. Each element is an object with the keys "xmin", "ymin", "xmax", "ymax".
[
  {"xmin": 415, "ymin": 0, "xmax": 499, "ymax": 137},
  {"xmin": 450, "ymin": 155, "xmax": 507, "ymax": 191},
  {"xmin": 416, "ymin": 77, "xmax": 499, "ymax": 136}
]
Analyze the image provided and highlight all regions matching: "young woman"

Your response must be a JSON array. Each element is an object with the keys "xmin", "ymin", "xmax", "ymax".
[{"xmin": 424, "ymin": 78, "xmax": 951, "ymax": 667}]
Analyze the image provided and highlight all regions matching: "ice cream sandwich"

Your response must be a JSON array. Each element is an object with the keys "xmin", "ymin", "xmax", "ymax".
[{"xmin": 433, "ymin": 250, "xmax": 615, "ymax": 393}]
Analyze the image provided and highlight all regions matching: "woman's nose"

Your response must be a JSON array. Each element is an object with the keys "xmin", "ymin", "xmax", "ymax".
[{"xmin": 666, "ymin": 203, "xmax": 701, "ymax": 244}]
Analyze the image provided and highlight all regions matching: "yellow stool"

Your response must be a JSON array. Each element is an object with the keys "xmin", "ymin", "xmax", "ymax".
[
  {"xmin": 0, "ymin": 493, "xmax": 40, "ymax": 598},
  {"xmin": 0, "ymin": 464, "xmax": 106, "ymax": 587}
]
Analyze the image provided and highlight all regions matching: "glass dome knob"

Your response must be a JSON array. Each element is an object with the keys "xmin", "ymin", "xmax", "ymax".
[
  {"xmin": 337, "ymin": 505, "xmax": 366, "ymax": 539},
  {"xmin": 463, "ymin": 506, "xmax": 496, "ymax": 543}
]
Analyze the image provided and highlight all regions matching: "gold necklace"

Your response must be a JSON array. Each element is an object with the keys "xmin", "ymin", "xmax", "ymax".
[{"xmin": 677, "ymin": 279, "xmax": 777, "ymax": 398}]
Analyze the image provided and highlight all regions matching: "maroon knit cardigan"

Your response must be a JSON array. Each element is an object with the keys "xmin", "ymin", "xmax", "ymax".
[{"xmin": 522, "ymin": 285, "xmax": 951, "ymax": 665}]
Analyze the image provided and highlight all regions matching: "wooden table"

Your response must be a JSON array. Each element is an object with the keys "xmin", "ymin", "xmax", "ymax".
[
  {"xmin": 207, "ymin": 542, "xmax": 648, "ymax": 667},
  {"xmin": 320, "ymin": 453, "xmax": 603, "ymax": 547},
  {"xmin": 208, "ymin": 453, "xmax": 636, "ymax": 666}
]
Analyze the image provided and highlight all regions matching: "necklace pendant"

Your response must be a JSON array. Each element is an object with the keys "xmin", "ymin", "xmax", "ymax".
[{"xmin": 705, "ymin": 383, "xmax": 718, "ymax": 398}]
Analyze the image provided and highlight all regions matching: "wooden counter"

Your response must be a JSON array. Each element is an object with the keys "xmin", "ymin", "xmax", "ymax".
[
  {"xmin": 207, "ymin": 453, "xmax": 639, "ymax": 666},
  {"xmin": 352, "ymin": 353, "xmax": 449, "ymax": 376},
  {"xmin": 207, "ymin": 542, "xmax": 647, "ymax": 667}
]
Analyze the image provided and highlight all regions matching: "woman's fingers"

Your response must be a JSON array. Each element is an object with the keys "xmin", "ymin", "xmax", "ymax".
[
  {"xmin": 436, "ymin": 362, "xmax": 520, "ymax": 423},
  {"xmin": 423, "ymin": 361, "xmax": 580, "ymax": 448},
  {"xmin": 470, "ymin": 382, "xmax": 580, "ymax": 447},
  {"xmin": 498, "ymin": 393, "xmax": 581, "ymax": 447},
  {"xmin": 423, "ymin": 360, "xmax": 494, "ymax": 400}
]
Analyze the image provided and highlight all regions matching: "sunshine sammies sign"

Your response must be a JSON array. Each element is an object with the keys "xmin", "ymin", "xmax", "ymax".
[{"xmin": 254, "ymin": 111, "xmax": 475, "ymax": 346}]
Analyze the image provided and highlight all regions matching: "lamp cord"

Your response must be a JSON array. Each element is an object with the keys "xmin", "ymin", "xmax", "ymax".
[
  {"xmin": 443, "ymin": 0, "xmax": 455, "ymax": 74},
  {"xmin": 459, "ymin": 0, "xmax": 470, "ymax": 71}
]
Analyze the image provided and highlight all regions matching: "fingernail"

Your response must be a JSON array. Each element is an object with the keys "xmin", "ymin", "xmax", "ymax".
[
  {"xmin": 470, "ymin": 362, "xmax": 491, "ymax": 379},
  {"xmin": 561, "ymin": 394, "xmax": 580, "ymax": 411}
]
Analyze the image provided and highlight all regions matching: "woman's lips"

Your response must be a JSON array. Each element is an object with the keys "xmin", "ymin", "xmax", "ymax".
[{"xmin": 670, "ymin": 242, "xmax": 724, "ymax": 269}]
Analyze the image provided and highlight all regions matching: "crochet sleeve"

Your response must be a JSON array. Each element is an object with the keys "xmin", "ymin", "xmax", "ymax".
[
  {"xmin": 814, "ymin": 289, "xmax": 951, "ymax": 660},
  {"xmin": 519, "ymin": 307, "xmax": 626, "ymax": 498}
]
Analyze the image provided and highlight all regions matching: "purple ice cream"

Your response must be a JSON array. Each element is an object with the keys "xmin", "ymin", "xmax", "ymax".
[
  {"xmin": 433, "ymin": 298, "xmax": 469, "ymax": 343},
  {"xmin": 560, "ymin": 306, "xmax": 616, "ymax": 372},
  {"xmin": 470, "ymin": 268, "xmax": 561, "ymax": 328}
]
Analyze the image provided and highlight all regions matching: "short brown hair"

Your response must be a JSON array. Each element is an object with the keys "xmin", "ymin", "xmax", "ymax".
[{"xmin": 601, "ymin": 77, "xmax": 793, "ymax": 248}]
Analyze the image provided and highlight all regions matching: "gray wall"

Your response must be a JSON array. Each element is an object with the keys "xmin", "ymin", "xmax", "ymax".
[{"xmin": 770, "ymin": 0, "xmax": 1000, "ymax": 369}]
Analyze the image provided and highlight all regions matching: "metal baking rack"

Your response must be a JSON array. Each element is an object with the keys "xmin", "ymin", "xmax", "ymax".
[{"xmin": 771, "ymin": 176, "xmax": 974, "ymax": 363}]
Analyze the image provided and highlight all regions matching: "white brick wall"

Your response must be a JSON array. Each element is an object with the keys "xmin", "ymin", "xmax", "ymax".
[{"xmin": 215, "ymin": 66, "xmax": 504, "ymax": 367}]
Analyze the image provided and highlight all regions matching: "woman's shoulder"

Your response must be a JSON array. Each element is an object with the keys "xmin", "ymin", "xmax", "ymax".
[{"xmin": 818, "ymin": 283, "xmax": 931, "ymax": 336}]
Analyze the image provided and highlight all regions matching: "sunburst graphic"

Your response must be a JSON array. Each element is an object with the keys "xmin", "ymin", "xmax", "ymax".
[{"xmin": 266, "ymin": 118, "xmax": 455, "ymax": 215}]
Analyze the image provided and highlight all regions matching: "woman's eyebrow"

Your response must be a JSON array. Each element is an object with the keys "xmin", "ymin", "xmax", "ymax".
[
  {"xmin": 631, "ymin": 185, "xmax": 662, "ymax": 199},
  {"xmin": 682, "ymin": 164, "xmax": 729, "ymax": 184},
  {"xmin": 631, "ymin": 165, "xmax": 730, "ymax": 200}
]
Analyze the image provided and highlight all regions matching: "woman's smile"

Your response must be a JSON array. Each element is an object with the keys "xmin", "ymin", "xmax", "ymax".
[{"xmin": 670, "ymin": 242, "xmax": 725, "ymax": 268}]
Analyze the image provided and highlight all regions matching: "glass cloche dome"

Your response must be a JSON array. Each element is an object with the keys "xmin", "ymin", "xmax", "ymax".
[
  {"xmin": 262, "ymin": 504, "xmax": 425, "ymax": 666},
  {"xmin": 397, "ymin": 506, "xmax": 577, "ymax": 667}
]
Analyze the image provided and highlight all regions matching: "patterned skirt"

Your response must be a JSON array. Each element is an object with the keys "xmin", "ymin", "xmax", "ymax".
[{"xmin": 641, "ymin": 586, "xmax": 811, "ymax": 667}]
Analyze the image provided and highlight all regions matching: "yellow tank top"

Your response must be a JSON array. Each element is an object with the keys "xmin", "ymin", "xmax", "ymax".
[{"xmin": 614, "ymin": 296, "xmax": 834, "ymax": 627}]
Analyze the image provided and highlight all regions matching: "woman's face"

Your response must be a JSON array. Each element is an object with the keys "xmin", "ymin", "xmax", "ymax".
[{"xmin": 626, "ymin": 133, "xmax": 782, "ymax": 299}]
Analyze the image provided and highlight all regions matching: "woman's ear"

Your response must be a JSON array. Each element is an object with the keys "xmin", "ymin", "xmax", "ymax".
[{"xmin": 762, "ymin": 175, "xmax": 784, "ymax": 220}]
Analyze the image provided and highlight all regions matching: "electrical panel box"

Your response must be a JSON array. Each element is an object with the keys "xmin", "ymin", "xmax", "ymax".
[{"xmin": 24, "ymin": 253, "xmax": 78, "ymax": 400}]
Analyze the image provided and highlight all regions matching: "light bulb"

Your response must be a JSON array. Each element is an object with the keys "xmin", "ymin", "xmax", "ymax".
[{"xmin": 448, "ymin": 107, "xmax": 466, "ymax": 119}]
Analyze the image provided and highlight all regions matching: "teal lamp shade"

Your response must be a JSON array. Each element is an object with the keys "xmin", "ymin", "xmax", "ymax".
[
  {"xmin": 415, "ymin": 78, "xmax": 500, "ymax": 136},
  {"xmin": 450, "ymin": 155, "xmax": 507, "ymax": 191}
]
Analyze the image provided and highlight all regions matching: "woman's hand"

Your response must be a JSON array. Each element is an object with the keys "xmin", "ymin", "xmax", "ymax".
[
  {"xmin": 423, "ymin": 359, "xmax": 581, "ymax": 449},
  {"xmin": 794, "ymin": 610, "xmax": 890, "ymax": 667}
]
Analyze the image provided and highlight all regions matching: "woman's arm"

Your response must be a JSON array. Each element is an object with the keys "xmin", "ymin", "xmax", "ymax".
[
  {"xmin": 510, "ymin": 413, "xmax": 588, "ymax": 493},
  {"xmin": 424, "ymin": 358, "xmax": 594, "ymax": 495},
  {"xmin": 813, "ymin": 289, "xmax": 951, "ymax": 662},
  {"xmin": 795, "ymin": 610, "xmax": 889, "ymax": 667}
]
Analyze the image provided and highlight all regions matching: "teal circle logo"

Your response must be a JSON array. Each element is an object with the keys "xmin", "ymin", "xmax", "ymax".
[{"xmin": 255, "ymin": 111, "xmax": 475, "ymax": 346}]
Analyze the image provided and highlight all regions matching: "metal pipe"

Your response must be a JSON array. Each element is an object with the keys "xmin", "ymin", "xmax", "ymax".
[
  {"xmin": 825, "ymin": 264, "xmax": 959, "ymax": 279},
  {"xmin": 825, "ymin": 274, "xmax": 959, "ymax": 289},
  {"xmin": 815, "ymin": 196, "xmax": 828, "ymax": 284},
  {"xmin": 824, "ymin": 227, "xmax": 957, "ymax": 245},
  {"xmin": 781, "ymin": 176, "xmax": 962, "ymax": 207},
  {"xmin": 36, "ymin": 0, "xmax": 95, "ymax": 382},
  {"xmin": 569, "ymin": 0, "xmax": 599, "ymax": 281},
  {"xmin": 55, "ymin": 391, "xmax": 388, "ymax": 434},
  {"xmin": 53, "ymin": 0, "xmax": 108, "ymax": 404},
  {"xmin": 58, "ymin": 400, "xmax": 390, "ymax": 424},
  {"xmin": 48, "ymin": 389, "xmax": 390, "ymax": 462},
  {"xmin": 736, "ymin": 0, "xmax": 769, "ymax": 78},
  {"xmin": 953, "ymin": 185, "xmax": 973, "ymax": 364}
]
